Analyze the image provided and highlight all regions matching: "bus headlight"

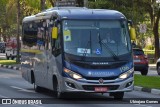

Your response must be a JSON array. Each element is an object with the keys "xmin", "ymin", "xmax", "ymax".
[
  {"xmin": 64, "ymin": 68, "xmax": 83, "ymax": 80},
  {"xmin": 119, "ymin": 68, "xmax": 134, "ymax": 79}
]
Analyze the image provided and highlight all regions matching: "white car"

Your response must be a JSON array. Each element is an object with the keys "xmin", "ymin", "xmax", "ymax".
[{"xmin": 5, "ymin": 48, "xmax": 17, "ymax": 60}]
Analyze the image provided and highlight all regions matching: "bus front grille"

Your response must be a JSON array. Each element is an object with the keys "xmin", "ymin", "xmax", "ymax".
[
  {"xmin": 84, "ymin": 76, "xmax": 118, "ymax": 80},
  {"xmin": 82, "ymin": 85, "xmax": 119, "ymax": 91}
]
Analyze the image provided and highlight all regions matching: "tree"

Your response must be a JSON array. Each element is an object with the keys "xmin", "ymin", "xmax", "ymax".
[
  {"xmin": 142, "ymin": 0, "xmax": 160, "ymax": 61},
  {"xmin": 48, "ymin": 0, "xmax": 55, "ymax": 6},
  {"xmin": 77, "ymin": 0, "xmax": 84, "ymax": 6},
  {"xmin": 16, "ymin": 0, "xmax": 20, "ymax": 63},
  {"xmin": 0, "ymin": 0, "xmax": 11, "ymax": 42},
  {"xmin": 152, "ymin": 0, "xmax": 160, "ymax": 61}
]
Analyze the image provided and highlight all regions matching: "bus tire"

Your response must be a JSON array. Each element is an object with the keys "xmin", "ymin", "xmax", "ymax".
[
  {"xmin": 53, "ymin": 77, "xmax": 64, "ymax": 98},
  {"xmin": 111, "ymin": 92, "xmax": 124, "ymax": 100},
  {"xmin": 56, "ymin": 82, "xmax": 64, "ymax": 98},
  {"xmin": 32, "ymin": 72, "xmax": 42, "ymax": 92}
]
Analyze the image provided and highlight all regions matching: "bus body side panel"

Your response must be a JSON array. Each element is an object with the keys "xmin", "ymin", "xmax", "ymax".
[
  {"xmin": 47, "ymin": 53, "xmax": 63, "ymax": 90},
  {"xmin": 21, "ymin": 52, "xmax": 35, "ymax": 84},
  {"xmin": 34, "ymin": 51, "xmax": 49, "ymax": 88}
]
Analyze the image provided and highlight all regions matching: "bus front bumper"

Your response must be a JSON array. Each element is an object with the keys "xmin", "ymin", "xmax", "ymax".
[{"xmin": 60, "ymin": 77, "xmax": 134, "ymax": 93}]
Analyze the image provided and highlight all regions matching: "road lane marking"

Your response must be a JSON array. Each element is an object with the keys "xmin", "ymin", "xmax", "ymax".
[
  {"xmin": 4, "ymin": 77, "xmax": 9, "ymax": 78},
  {"xmin": 0, "ymin": 94, "xmax": 8, "ymax": 98},
  {"xmin": 134, "ymin": 104, "xmax": 152, "ymax": 107},
  {"xmin": 11, "ymin": 86, "xmax": 36, "ymax": 93},
  {"xmin": 19, "ymin": 90, "xmax": 36, "ymax": 93},
  {"xmin": 30, "ymin": 104, "xmax": 44, "ymax": 107}
]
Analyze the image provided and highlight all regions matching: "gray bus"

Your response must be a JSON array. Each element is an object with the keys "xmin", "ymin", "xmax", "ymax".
[{"xmin": 21, "ymin": 7, "xmax": 136, "ymax": 99}]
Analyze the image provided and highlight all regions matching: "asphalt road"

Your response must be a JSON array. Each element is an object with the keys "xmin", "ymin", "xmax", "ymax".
[
  {"xmin": 0, "ymin": 68, "xmax": 160, "ymax": 107},
  {"xmin": 134, "ymin": 69, "xmax": 158, "ymax": 76}
]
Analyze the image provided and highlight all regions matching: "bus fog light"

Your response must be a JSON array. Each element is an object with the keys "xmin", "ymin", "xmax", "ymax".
[
  {"xmin": 125, "ymin": 81, "xmax": 133, "ymax": 88},
  {"xmin": 66, "ymin": 82, "xmax": 76, "ymax": 88}
]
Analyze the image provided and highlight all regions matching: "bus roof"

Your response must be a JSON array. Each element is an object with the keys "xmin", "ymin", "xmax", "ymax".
[{"xmin": 23, "ymin": 7, "xmax": 126, "ymax": 23}]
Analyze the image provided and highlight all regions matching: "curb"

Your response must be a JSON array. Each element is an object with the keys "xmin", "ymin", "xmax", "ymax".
[
  {"xmin": 0, "ymin": 64, "xmax": 21, "ymax": 70},
  {"xmin": 134, "ymin": 86, "xmax": 160, "ymax": 95}
]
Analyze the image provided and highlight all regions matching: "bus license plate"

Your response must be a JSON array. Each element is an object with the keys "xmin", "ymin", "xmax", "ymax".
[{"xmin": 95, "ymin": 87, "xmax": 108, "ymax": 92}]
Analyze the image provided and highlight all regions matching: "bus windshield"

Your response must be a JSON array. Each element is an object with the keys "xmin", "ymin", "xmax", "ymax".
[{"xmin": 63, "ymin": 20, "xmax": 131, "ymax": 60}]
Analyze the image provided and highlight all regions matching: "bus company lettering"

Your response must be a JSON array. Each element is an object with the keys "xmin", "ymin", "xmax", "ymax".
[
  {"xmin": 88, "ymin": 71, "xmax": 115, "ymax": 76},
  {"xmin": 92, "ymin": 62, "xmax": 109, "ymax": 65}
]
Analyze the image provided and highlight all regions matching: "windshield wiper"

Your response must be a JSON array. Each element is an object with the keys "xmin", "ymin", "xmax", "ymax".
[
  {"xmin": 98, "ymin": 32, "xmax": 119, "ymax": 60},
  {"xmin": 82, "ymin": 31, "xmax": 92, "ymax": 60}
]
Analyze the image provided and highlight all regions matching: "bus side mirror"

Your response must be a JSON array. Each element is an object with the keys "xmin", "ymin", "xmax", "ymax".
[
  {"xmin": 52, "ymin": 27, "xmax": 58, "ymax": 39},
  {"xmin": 128, "ymin": 20, "xmax": 136, "ymax": 40},
  {"xmin": 130, "ymin": 27, "xmax": 136, "ymax": 40}
]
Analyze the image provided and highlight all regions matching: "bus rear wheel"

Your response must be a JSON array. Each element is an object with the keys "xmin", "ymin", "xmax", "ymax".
[{"xmin": 33, "ymin": 74, "xmax": 42, "ymax": 92}]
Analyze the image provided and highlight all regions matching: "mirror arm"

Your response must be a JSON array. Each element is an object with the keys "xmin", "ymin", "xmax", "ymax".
[{"xmin": 128, "ymin": 20, "xmax": 133, "ymax": 27}]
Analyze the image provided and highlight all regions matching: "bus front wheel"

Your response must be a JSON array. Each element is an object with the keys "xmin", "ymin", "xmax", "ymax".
[
  {"xmin": 110, "ymin": 92, "xmax": 124, "ymax": 100},
  {"xmin": 56, "ymin": 82, "xmax": 64, "ymax": 98},
  {"xmin": 53, "ymin": 78, "xmax": 64, "ymax": 98}
]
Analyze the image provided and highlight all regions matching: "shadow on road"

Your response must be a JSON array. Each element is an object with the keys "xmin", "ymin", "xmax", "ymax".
[{"xmin": 25, "ymin": 87, "xmax": 130, "ymax": 104}]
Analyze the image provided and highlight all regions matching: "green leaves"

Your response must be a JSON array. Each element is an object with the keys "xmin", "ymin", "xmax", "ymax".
[{"xmin": 0, "ymin": 0, "xmax": 52, "ymax": 42}]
